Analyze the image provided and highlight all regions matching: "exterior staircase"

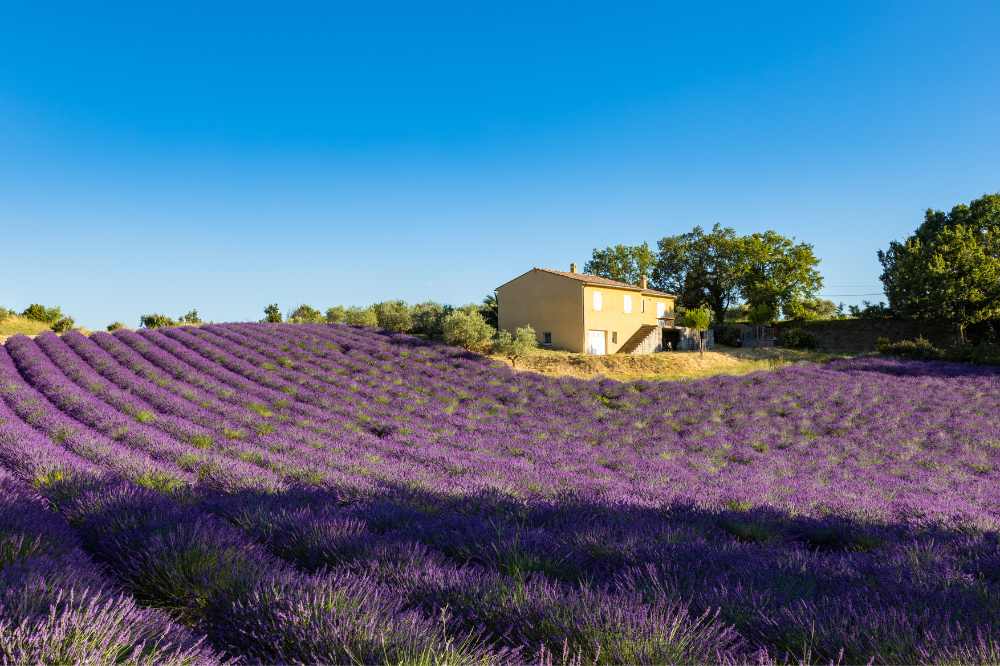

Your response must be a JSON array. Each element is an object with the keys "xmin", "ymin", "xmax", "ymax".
[{"xmin": 617, "ymin": 324, "xmax": 660, "ymax": 354}]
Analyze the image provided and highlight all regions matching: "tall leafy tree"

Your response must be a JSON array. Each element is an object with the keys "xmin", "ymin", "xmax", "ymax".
[
  {"xmin": 584, "ymin": 243, "xmax": 655, "ymax": 285},
  {"xmin": 739, "ymin": 231, "xmax": 823, "ymax": 319},
  {"xmin": 879, "ymin": 193, "xmax": 1000, "ymax": 342},
  {"xmin": 651, "ymin": 224, "xmax": 746, "ymax": 324}
]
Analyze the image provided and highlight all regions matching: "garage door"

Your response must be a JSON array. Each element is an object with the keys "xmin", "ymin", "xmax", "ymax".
[{"xmin": 586, "ymin": 330, "xmax": 606, "ymax": 355}]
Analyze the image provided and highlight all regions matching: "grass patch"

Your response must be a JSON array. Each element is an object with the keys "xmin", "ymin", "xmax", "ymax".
[{"xmin": 491, "ymin": 345, "xmax": 854, "ymax": 382}]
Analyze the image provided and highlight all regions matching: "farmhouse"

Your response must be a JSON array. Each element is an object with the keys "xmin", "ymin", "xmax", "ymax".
[{"xmin": 496, "ymin": 264, "xmax": 676, "ymax": 355}]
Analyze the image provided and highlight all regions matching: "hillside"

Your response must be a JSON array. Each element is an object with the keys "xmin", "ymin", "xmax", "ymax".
[
  {"xmin": 0, "ymin": 323, "xmax": 998, "ymax": 663},
  {"xmin": 492, "ymin": 345, "xmax": 850, "ymax": 381},
  {"xmin": 0, "ymin": 313, "xmax": 52, "ymax": 341}
]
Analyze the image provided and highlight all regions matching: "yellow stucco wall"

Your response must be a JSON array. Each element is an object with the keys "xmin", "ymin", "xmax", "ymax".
[
  {"xmin": 496, "ymin": 269, "xmax": 677, "ymax": 354},
  {"xmin": 496, "ymin": 270, "xmax": 585, "ymax": 352},
  {"xmin": 582, "ymin": 286, "xmax": 675, "ymax": 353}
]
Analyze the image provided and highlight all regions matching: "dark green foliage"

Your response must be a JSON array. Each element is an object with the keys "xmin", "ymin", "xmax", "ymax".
[
  {"xmin": 21, "ymin": 304, "xmax": 63, "ymax": 323},
  {"xmin": 876, "ymin": 337, "xmax": 943, "ymax": 360},
  {"xmin": 879, "ymin": 193, "xmax": 1000, "ymax": 341},
  {"xmin": 848, "ymin": 300, "xmax": 893, "ymax": 319},
  {"xmin": 653, "ymin": 225, "xmax": 745, "ymax": 323},
  {"xmin": 373, "ymin": 300, "xmax": 413, "ymax": 333},
  {"xmin": 877, "ymin": 337, "xmax": 1000, "ymax": 365},
  {"xmin": 479, "ymin": 294, "xmax": 498, "ymax": 329},
  {"xmin": 49, "ymin": 316, "xmax": 75, "ymax": 333},
  {"xmin": 649, "ymin": 225, "xmax": 822, "ymax": 323},
  {"xmin": 139, "ymin": 314, "xmax": 176, "ymax": 329},
  {"xmin": 263, "ymin": 304, "xmax": 283, "ymax": 323},
  {"xmin": 779, "ymin": 328, "xmax": 818, "ymax": 350},
  {"xmin": 106, "ymin": 322, "xmax": 126, "ymax": 332},
  {"xmin": 288, "ymin": 305, "xmax": 324, "ymax": 324}
]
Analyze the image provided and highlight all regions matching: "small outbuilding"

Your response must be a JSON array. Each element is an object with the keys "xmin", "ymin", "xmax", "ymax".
[{"xmin": 495, "ymin": 264, "xmax": 677, "ymax": 355}]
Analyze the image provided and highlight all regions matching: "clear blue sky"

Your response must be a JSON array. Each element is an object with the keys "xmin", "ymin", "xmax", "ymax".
[{"xmin": 2, "ymin": 2, "xmax": 998, "ymax": 328}]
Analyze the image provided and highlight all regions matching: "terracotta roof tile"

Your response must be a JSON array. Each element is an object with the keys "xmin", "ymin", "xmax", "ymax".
[{"xmin": 534, "ymin": 268, "xmax": 676, "ymax": 297}]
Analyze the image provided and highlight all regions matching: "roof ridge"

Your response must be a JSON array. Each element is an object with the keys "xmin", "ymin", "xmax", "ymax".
[{"xmin": 534, "ymin": 267, "xmax": 676, "ymax": 297}]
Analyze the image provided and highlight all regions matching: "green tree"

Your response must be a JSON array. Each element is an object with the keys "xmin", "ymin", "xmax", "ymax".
[
  {"xmin": 785, "ymin": 297, "xmax": 839, "ymax": 321},
  {"xmin": 678, "ymin": 305, "xmax": 712, "ymax": 357},
  {"xmin": 584, "ymin": 243, "xmax": 655, "ymax": 285},
  {"xmin": 179, "ymin": 309, "xmax": 202, "ymax": 324},
  {"xmin": 373, "ymin": 300, "xmax": 413, "ymax": 333},
  {"xmin": 652, "ymin": 225, "xmax": 745, "ymax": 324},
  {"xmin": 325, "ymin": 306, "xmax": 347, "ymax": 324},
  {"xmin": 442, "ymin": 310, "xmax": 494, "ymax": 352},
  {"xmin": 263, "ymin": 304, "xmax": 282, "ymax": 323},
  {"xmin": 879, "ymin": 193, "xmax": 1000, "ymax": 342},
  {"xmin": 288, "ymin": 304, "xmax": 324, "ymax": 324},
  {"xmin": 847, "ymin": 300, "xmax": 892, "ymax": 319},
  {"xmin": 106, "ymin": 322, "xmax": 127, "ymax": 332},
  {"xmin": 140, "ymin": 313, "xmax": 176, "ymax": 329},
  {"xmin": 739, "ymin": 231, "xmax": 823, "ymax": 320},
  {"xmin": 50, "ymin": 316, "xmax": 75, "ymax": 333},
  {"xmin": 410, "ymin": 302, "xmax": 450, "ymax": 338},
  {"xmin": 493, "ymin": 325, "xmax": 537, "ymax": 368},
  {"xmin": 344, "ymin": 306, "xmax": 377, "ymax": 327},
  {"xmin": 479, "ymin": 294, "xmax": 498, "ymax": 329},
  {"xmin": 21, "ymin": 304, "xmax": 63, "ymax": 323}
]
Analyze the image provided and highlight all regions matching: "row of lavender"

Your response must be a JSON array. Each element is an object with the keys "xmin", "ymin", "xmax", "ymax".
[{"xmin": 2, "ymin": 322, "xmax": 999, "ymax": 663}]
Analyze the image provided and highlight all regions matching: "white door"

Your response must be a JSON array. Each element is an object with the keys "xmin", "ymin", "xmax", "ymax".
[{"xmin": 586, "ymin": 330, "xmax": 606, "ymax": 355}]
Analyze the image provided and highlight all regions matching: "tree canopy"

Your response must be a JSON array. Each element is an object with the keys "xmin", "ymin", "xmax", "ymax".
[
  {"xmin": 493, "ymin": 325, "xmax": 537, "ymax": 368},
  {"xmin": 879, "ymin": 193, "xmax": 1000, "ymax": 340},
  {"xmin": 287, "ymin": 304, "xmax": 324, "ymax": 324},
  {"xmin": 644, "ymin": 224, "xmax": 822, "ymax": 323},
  {"xmin": 583, "ymin": 243, "xmax": 655, "ymax": 285}
]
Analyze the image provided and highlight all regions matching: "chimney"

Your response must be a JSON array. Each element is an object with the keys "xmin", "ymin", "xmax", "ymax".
[
  {"xmin": 570, "ymin": 262, "xmax": 577, "ymax": 274},
  {"xmin": 640, "ymin": 275, "xmax": 648, "ymax": 289}
]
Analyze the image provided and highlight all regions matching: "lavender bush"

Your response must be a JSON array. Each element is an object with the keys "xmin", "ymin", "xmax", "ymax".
[{"xmin": 1, "ymin": 323, "xmax": 998, "ymax": 663}]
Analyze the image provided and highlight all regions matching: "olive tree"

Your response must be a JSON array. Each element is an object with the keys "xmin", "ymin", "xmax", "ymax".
[
  {"xmin": 373, "ymin": 300, "xmax": 413, "ymax": 333},
  {"xmin": 493, "ymin": 325, "xmax": 537, "ymax": 368},
  {"xmin": 679, "ymin": 305, "xmax": 712, "ymax": 357},
  {"xmin": 442, "ymin": 310, "xmax": 494, "ymax": 352}
]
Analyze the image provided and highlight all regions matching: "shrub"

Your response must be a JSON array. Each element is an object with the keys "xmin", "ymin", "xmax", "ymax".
[
  {"xmin": 107, "ymin": 322, "xmax": 127, "ymax": 332},
  {"xmin": 21, "ymin": 304, "xmax": 63, "ymax": 323},
  {"xmin": 373, "ymin": 300, "xmax": 413, "ymax": 333},
  {"xmin": 50, "ymin": 316, "xmax": 75, "ymax": 333},
  {"xmin": 410, "ymin": 302, "xmax": 450, "ymax": 338},
  {"xmin": 263, "ymin": 304, "xmax": 282, "ymax": 323},
  {"xmin": 780, "ymin": 328, "xmax": 818, "ymax": 350},
  {"xmin": 325, "ymin": 306, "xmax": 347, "ymax": 324},
  {"xmin": 948, "ymin": 343, "xmax": 1000, "ymax": 365},
  {"xmin": 0, "ymin": 307, "xmax": 13, "ymax": 321},
  {"xmin": 442, "ymin": 310, "xmax": 494, "ymax": 352},
  {"xmin": 343, "ymin": 306, "xmax": 377, "ymax": 327},
  {"xmin": 877, "ymin": 337, "xmax": 1000, "ymax": 365},
  {"xmin": 876, "ymin": 336, "xmax": 943, "ymax": 360},
  {"xmin": 288, "ymin": 305, "xmax": 324, "ymax": 324},
  {"xmin": 139, "ymin": 314, "xmax": 177, "ymax": 329},
  {"xmin": 493, "ymin": 325, "xmax": 537, "ymax": 368},
  {"xmin": 179, "ymin": 309, "xmax": 202, "ymax": 324}
]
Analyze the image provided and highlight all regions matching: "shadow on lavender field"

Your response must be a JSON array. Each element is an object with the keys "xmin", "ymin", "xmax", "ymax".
[{"xmin": 198, "ymin": 481, "xmax": 1000, "ymax": 664}]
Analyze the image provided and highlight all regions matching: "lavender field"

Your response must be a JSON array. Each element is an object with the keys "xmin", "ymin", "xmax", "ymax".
[{"xmin": 1, "ymin": 323, "xmax": 999, "ymax": 664}]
